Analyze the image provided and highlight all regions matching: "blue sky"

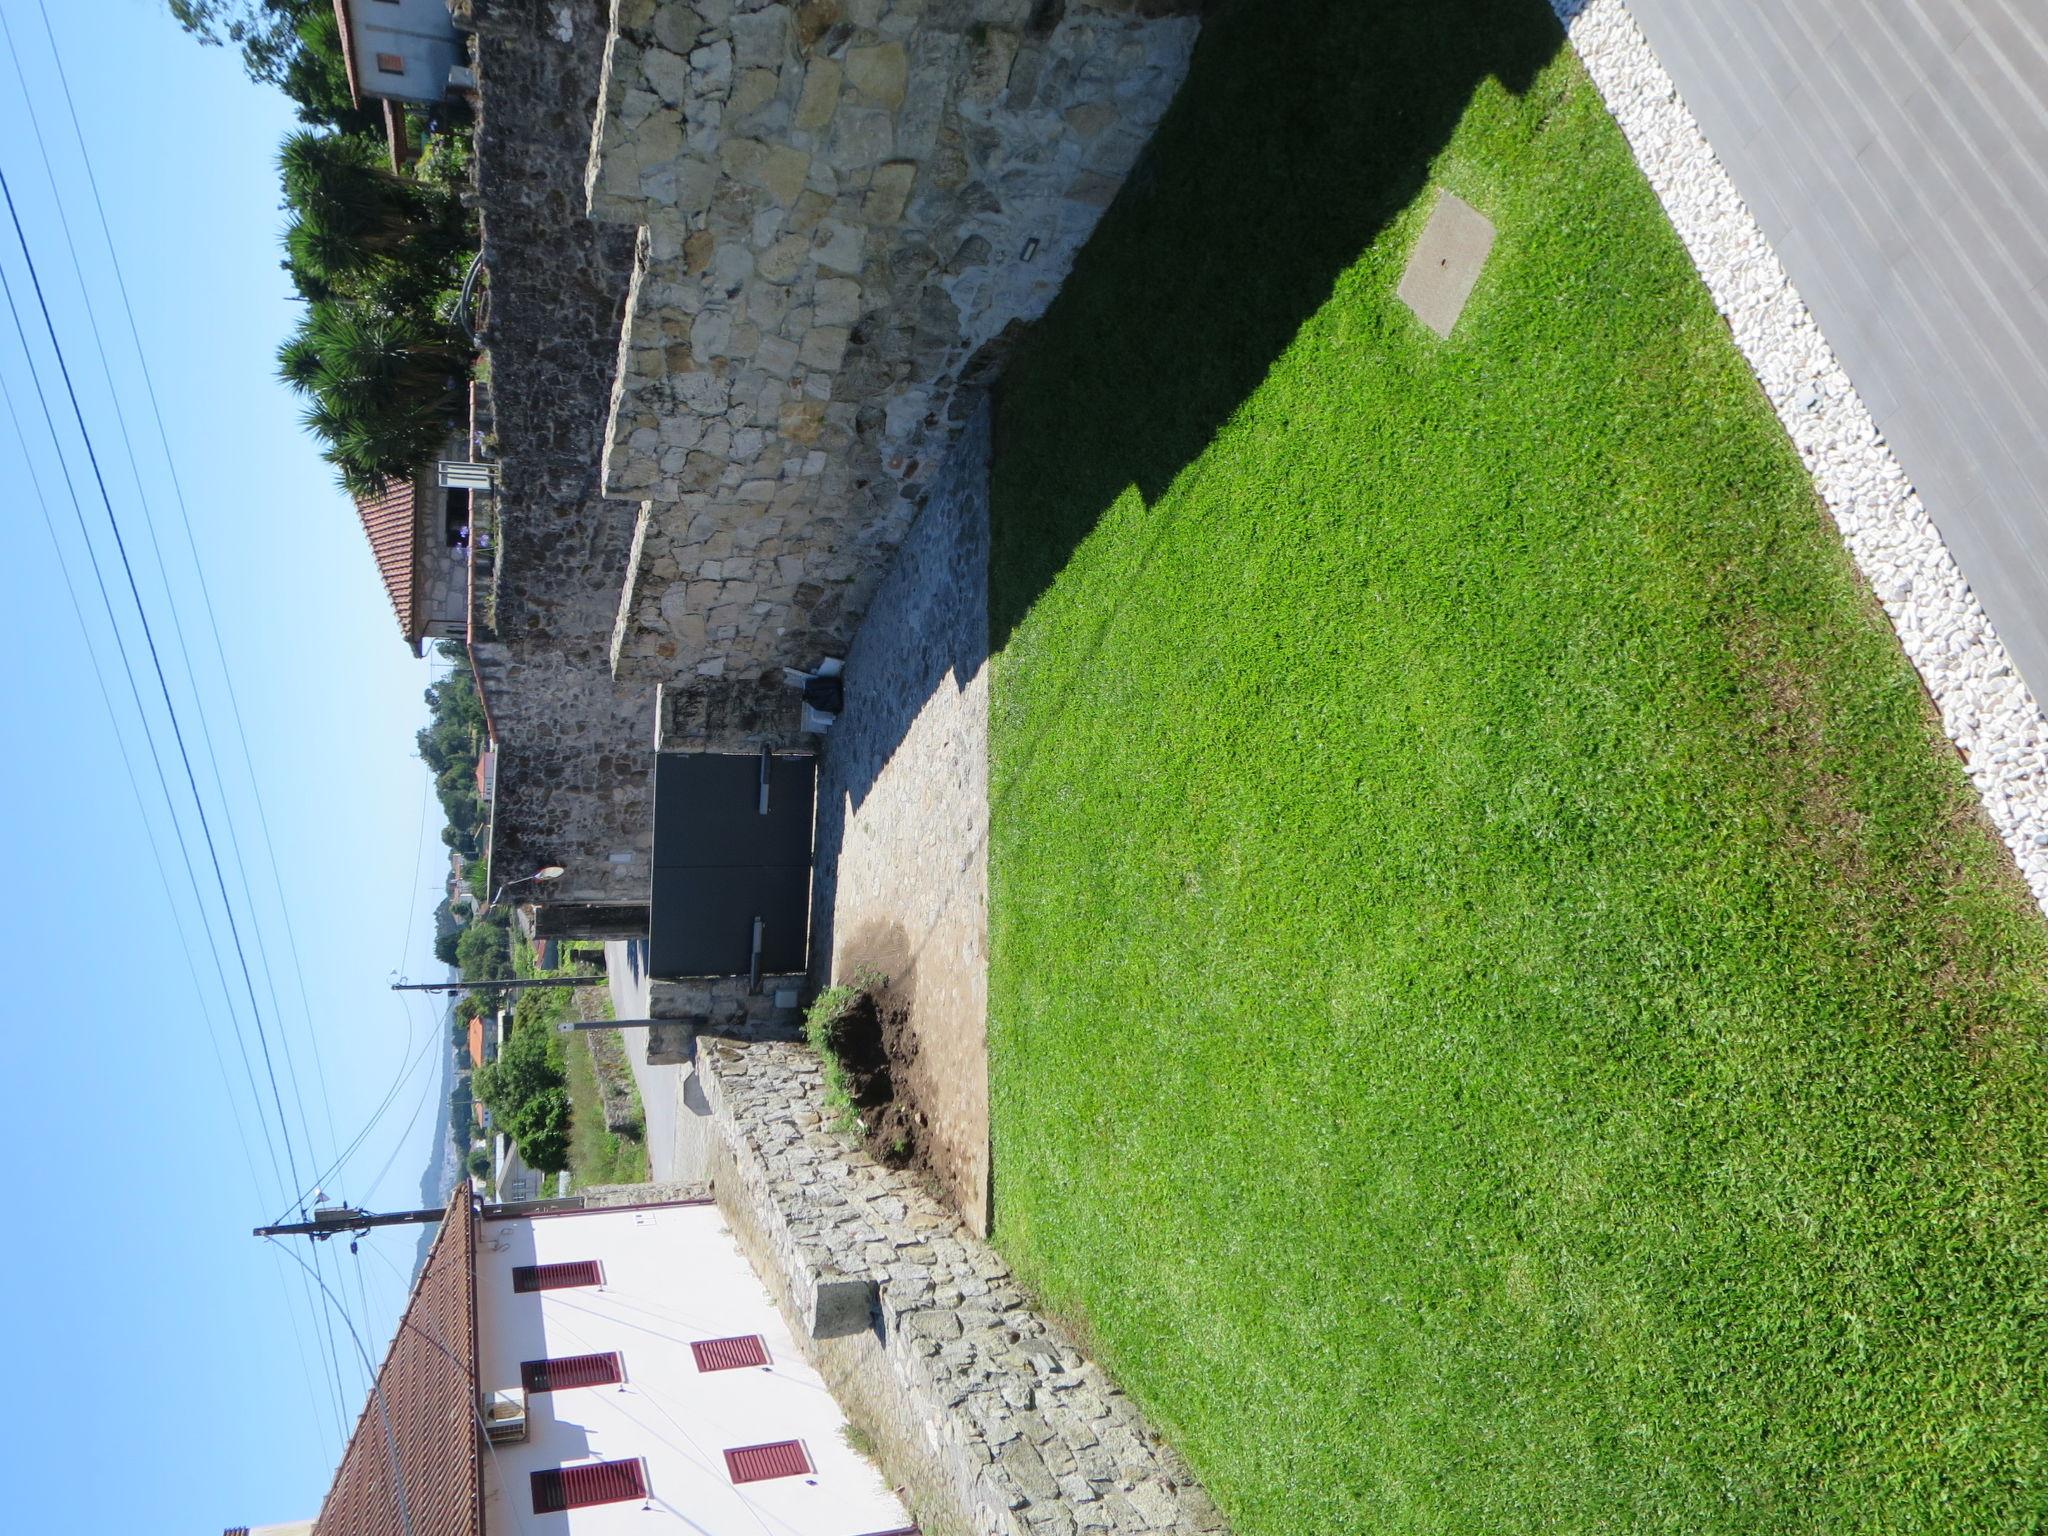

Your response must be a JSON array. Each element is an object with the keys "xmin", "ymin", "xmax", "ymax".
[{"xmin": 0, "ymin": 1, "xmax": 457, "ymax": 1527}]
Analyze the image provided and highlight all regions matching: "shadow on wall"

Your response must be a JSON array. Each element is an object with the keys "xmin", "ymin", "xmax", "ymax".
[
  {"xmin": 806, "ymin": 0, "xmax": 1562, "ymax": 999},
  {"xmin": 987, "ymin": 0, "xmax": 1563, "ymax": 650}
]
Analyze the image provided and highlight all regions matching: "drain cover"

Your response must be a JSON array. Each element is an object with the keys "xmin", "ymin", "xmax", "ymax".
[{"xmin": 1397, "ymin": 190, "xmax": 1495, "ymax": 339}]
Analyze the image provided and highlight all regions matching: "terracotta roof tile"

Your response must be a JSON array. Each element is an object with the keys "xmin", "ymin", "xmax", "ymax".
[
  {"xmin": 332, "ymin": 1, "xmax": 362, "ymax": 106},
  {"xmin": 313, "ymin": 1185, "xmax": 479, "ymax": 1536},
  {"xmin": 355, "ymin": 477, "xmax": 421, "ymax": 645}
]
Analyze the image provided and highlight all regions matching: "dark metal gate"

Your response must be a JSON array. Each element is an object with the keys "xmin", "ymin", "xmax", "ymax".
[{"xmin": 648, "ymin": 750, "xmax": 818, "ymax": 980}]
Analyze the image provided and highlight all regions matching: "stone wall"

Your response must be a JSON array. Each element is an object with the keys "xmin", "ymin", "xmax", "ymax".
[
  {"xmin": 701, "ymin": 1035, "xmax": 1231, "ymax": 1536},
  {"xmin": 582, "ymin": 0, "xmax": 1201, "ymax": 746},
  {"xmin": 470, "ymin": 0, "xmax": 662, "ymax": 911},
  {"xmin": 647, "ymin": 970, "xmax": 809, "ymax": 1027}
]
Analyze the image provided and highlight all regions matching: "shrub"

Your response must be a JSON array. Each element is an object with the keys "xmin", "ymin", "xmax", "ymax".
[{"xmin": 804, "ymin": 968, "xmax": 886, "ymax": 1130}]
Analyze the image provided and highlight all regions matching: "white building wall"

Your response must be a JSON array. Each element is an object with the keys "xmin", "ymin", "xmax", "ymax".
[
  {"xmin": 346, "ymin": 0, "xmax": 462, "ymax": 105},
  {"xmin": 475, "ymin": 1202, "xmax": 911, "ymax": 1536}
]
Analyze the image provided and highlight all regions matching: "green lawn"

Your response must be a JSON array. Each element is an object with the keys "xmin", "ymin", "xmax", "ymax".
[{"xmin": 985, "ymin": 3, "xmax": 2048, "ymax": 1533}]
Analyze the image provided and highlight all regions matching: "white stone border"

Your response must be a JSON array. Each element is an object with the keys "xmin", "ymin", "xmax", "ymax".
[{"xmin": 1551, "ymin": 0, "xmax": 2048, "ymax": 912}]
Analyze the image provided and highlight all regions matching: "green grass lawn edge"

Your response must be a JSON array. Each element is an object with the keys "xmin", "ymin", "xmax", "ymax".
[{"xmin": 985, "ymin": 4, "xmax": 2048, "ymax": 1534}]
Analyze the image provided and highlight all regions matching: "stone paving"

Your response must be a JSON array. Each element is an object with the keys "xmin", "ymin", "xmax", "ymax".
[
  {"xmin": 809, "ymin": 400, "xmax": 992, "ymax": 1232},
  {"xmin": 701, "ymin": 1034, "xmax": 1230, "ymax": 1536}
]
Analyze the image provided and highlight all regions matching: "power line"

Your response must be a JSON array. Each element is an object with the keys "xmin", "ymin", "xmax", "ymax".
[
  {"xmin": 267, "ymin": 1238, "xmax": 417, "ymax": 1536},
  {"xmin": 28, "ymin": 0, "xmax": 347, "ymax": 1173},
  {"xmin": 0, "ymin": 245, "xmax": 293, "ymax": 1200},
  {"xmin": 0, "ymin": 161, "xmax": 315, "ymax": 1206},
  {"xmin": 0, "ymin": 369, "xmax": 270, "ymax": 1206},
  {"xmin": 6, "ymin": 354, "xmax": 355, "ymax": 1449},
  {"xmin": 0, "ymin": 154, "xmax": 362, "ymax": 1445},
  {"xmin": 2, "ymin": 8, "xmax": 335, "ymax": 1184}
]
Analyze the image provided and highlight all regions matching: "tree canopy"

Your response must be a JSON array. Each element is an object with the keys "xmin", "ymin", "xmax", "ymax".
[
  {"xmin": 472, "ymin": 1017, "xmax": 570, "ymax": 1174},
  {"xmin": 169, "ymin": 0, "xmax": 475, "ymax": 493}
]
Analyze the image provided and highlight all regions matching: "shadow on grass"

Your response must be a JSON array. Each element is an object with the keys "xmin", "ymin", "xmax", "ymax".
[
  {"xmin": 810, "ymin": 0, "xmax": 1564, "ymax": 1073},
  {"xmin": 989, "ymin": 0, "xmax": 1564, "ymax": 649}
]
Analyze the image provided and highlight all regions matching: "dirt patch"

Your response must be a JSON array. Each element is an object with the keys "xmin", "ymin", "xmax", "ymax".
[
  {"xmin": 820, "ymin": 927, "xmax": 958, "ymax": 1187},
  {"xmin": 826, "ymin": 983, "xmax": 927, "ymax": 1173}
]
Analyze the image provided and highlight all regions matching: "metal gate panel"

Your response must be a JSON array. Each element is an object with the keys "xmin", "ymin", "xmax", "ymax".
[{"xmin": 649, "ymin": 751, "xmax": 817, "ymax": 980}]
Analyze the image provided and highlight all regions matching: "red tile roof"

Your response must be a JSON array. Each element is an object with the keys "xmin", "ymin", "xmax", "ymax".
[
  {"xmin": 313, "ymin": 1184, "xmax": 479, "ymax": 1536},
  {"xmin": 354, "ymin": 477, "xmax": 422, "ymax": 648},
  {"xmin": 332, "ymin": 1, "xmax": 363, "ymax": 106}
]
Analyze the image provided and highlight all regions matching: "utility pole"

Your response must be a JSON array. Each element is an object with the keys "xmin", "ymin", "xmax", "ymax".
[
  {"xmin": 255, "ymin": 1205, "xmax": 448, "ymax": 1239},
  {"xmin": 391, "ymin": 975, "xmax": 612, "ymax": 994},
  {"xmin": 256, "ymin": 1196, "xmax": 609, "ymax": 1240}
]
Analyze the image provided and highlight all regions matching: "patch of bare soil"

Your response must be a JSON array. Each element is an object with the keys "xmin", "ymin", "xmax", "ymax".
[{"xmin": 829, "ymin": 963, "xmax": 943, "ymax": 1182}]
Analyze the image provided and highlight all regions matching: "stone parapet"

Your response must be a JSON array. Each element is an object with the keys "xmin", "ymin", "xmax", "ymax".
[
  {"xmin": 701, "ymin": 1035, "xmax": 1231, "ymax": 1536},
  {"xmin": 649, "ymin": 971, "xmax": 808, "ymax": 1028},
  {"xmin": 584, "ymin": 0, "xmax": 1200, "ymax": 691}
]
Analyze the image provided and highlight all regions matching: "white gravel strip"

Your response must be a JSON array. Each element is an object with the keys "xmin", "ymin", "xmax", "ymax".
[{"xmin": 1551, "ymin": 0, "xmax": 2048, "ymax": 912}]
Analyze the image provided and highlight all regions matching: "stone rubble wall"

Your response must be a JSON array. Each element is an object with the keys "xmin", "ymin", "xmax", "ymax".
[
  {"xmin": 648, "ymin": 970, "xmax": 809, "ymax": 1023},
  {"xmin": 700, "ymin": 1035, "xmax": 1231, "ymax": 1536},
  {"xmin": 470, "ymin": 0, "xmax": 661, "ymax": 909},
  {"xmin": 582, "ymin": 0, "xmax": 1201, "ymax": 745}
]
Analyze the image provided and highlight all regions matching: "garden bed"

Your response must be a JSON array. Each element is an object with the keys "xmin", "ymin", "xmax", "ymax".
[{"xmin": 806, "ymin": 972, "xmax": 936, "ymax": 1179}]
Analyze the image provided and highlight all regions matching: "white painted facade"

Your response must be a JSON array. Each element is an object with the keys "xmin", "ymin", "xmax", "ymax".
[
  {"xmin": 475, "ymin": 1202, "xmax": 911, "ymax": 1536},
  {"xmin": 339, "ymin": 0, "xmax": 464, "ymax": 106}
]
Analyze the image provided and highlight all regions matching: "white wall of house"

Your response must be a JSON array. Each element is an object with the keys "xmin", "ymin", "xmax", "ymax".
[
  {"xmin": 475, "ymin": 1203, "xmax": 911, "ymax": 1536},
  {"xmin": 343, "ymin": 0, "xmax": 462, "ymax": 105}
]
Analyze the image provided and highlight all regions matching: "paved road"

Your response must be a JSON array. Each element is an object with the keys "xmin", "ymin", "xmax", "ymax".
[
  {"xmin": 1625, "ymin": 0, "xmax": 2048, "ymax": 704},
  {"xmin": 605, "ymin": 938, "xmax": 714, "ymax": 1183}
]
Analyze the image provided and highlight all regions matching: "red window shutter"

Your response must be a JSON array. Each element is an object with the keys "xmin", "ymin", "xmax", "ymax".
[
  {"xmin": 691, "ymin": 1334, "xmax": 770, "ymax": 1372},
  {"xmin": 375, "ymin": 51, "xmax": 405, "ymax": 74},
  {"xmin": 531, "ymin": 1458, "xmax": 648, "ymax": 1513},
  {"xmin": 724, "ymin": 1440, "xmax": 813, "ymax": 1484},
  {"xmin": 512, "ymin": 1260, "xmax": 603, "ymax": 1293},
  {"xmin": 522, "ymin": 1351, "xmax": 624, "ymax": 1393}
]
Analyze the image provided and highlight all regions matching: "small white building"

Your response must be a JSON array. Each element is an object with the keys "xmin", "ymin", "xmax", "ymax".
[
  {"xmin": 332, "ymin": 0, "xmax": 467, "ymax": 107},
  {"xmin": 267, "ymin": 1186, "xmax": 915, "ymax": 1536}
]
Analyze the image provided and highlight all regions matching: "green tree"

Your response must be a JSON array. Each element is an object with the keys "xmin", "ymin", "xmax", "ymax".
[
  {"xmin": 278, "ymin": 132, "xmax": 469, "ymax": 302},
  {"xmin": 168, "ymin": 0, "xmax": 316, "ymax": 84},
  {"xmin": 281, "ymin": 303, "xmax": 470, "ymax": 494},
  {"xmin": 277, "ymin": 7, "xmax": 381, "ymax": 134},
  {"xmin": 473, "ymin": 1019, "xmax": 571, "ymax": 1174},
  {"xmin": 433, "ymin": 928, "xmax": 461, "ymax": 966},
  {"xmin": 170, "ymin": 1, "xmax": 380, "ymax": 131},
  {"xmin": 456, "ymin": 915, "xmax": 510, "ymax": 982},
  {"xmin": 171, "ymin": 4, "xmax": 476, "ymax": 492}
]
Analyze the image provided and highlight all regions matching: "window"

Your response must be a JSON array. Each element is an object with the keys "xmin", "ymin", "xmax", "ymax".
[
  {"xmin": 511, "ymin": 1260, "xmax": 602, "ymax": 1293},
  {"xmin": 522, "ymin": 1351, "xmax": 624, "ymax": 1394},
  {"xmin": 375, "ymin": 51, "xmax": 405, "ymax": 75},
  {"xmin": 531, "ymin": 1459, "xmax": 647, "ymax": 1514},
  {"xmin": 691, "ymin": 1334, "xmax": 770, "ymax": 1372},
  {"xmin": 724, "ymin": 1441, "xmax": 813, "ymax": 1485}
]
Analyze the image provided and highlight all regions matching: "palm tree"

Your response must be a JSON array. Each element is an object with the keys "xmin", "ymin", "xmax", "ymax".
[
  {"xmin": 283, "ymin": 302, "xmax": 469, "ymax": 494},
  {"xmin": 278, "ymin": 130, "xmax": 467, "ymax": 297},
  {"xmin": 274, "ymin": 127, "xmax": 474, "ymax": 494}
]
